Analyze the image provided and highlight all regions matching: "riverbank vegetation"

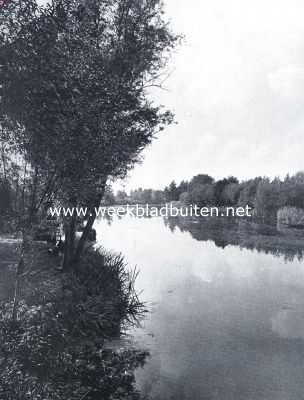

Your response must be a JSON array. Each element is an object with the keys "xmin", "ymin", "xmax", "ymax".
[{"xmin": 0, "ymin": 242, "xmax": 147, "ymax": 400}]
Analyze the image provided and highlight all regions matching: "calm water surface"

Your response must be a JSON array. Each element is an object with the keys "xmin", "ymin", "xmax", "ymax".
[{"xmin": 95, "ymin": 216, "xmax": 304, "ymax": 400}]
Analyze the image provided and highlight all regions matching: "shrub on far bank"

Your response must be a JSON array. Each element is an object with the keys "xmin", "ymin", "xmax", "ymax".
[{"xmin": 277, "ymin": 206, "xmax": 304, "ymax": 227}]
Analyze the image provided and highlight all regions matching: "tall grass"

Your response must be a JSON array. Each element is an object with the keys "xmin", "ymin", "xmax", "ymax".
[{"xmin": 70, "ymin": 247, "xmax": 146, "ymax": 336}]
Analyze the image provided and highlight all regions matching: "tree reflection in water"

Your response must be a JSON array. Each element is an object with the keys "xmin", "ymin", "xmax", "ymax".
[{"xmin": 164, "ymin": 216, "xmax": 304, "ymax": 262}]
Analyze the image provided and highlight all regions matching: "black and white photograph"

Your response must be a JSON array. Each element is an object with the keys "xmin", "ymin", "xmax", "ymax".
[{"xmin": 1, "ymin": 0, "xmax": 304, "ymax": 399}]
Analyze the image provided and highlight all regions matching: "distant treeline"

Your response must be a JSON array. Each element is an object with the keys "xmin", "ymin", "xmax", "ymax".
[{"xmin": 111, "ymin": 172, "xmax": 304, "ymax": 220}]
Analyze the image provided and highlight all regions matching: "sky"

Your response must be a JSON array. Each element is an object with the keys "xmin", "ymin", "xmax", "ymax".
[
  {"xmin": 115, "ymin": 0, "xmax": 304, "ymax": 191},
  {"xmin": 38, "ymin": 0, "xmax": 304, "ymax": 190}
]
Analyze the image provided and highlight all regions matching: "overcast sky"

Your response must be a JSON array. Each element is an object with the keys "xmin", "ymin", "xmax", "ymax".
[
  {"xmin": 38, "ymin": 0, "xmax": 304, "ymax": 190},
  {"xmin": 114, "ymin": 0, "xmax": 304, "ymax": 190}
]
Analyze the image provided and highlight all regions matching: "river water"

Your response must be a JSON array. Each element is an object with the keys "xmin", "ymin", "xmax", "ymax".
[{"xmin": 95, "ymin": 215, "xmax": 304, "ymax": 400}]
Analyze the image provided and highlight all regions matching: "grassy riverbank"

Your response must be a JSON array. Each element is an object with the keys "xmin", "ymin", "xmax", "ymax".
[{"xmin": 0, "ymin": 240, "xmax": 147, "ymax": 400}]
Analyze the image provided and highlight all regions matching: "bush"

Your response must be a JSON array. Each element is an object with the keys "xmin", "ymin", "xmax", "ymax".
[{"xmin": 277, "ymin": 206, "xmax": 304, "ymax": 227}]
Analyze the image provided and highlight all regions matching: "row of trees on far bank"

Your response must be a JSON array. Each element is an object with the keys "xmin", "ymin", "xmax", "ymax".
[{"xmin": 112, "ymin": 172, "xmax": 304, "ymax": 219}]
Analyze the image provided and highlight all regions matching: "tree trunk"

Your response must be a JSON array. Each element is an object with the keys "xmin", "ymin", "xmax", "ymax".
[
  {"xmin": 63, "ymin": 201, "xmax": 77, "ymax": 271},
  {"xmin": 21, "ymin": 163, "xmax": 27, "ymax": 217},
  {"xmin": 73, "ymin": 188, "xmax": 105, "ymax": 265},
  {"xmin": 12, "ymin": 230, "xmax": 29, "ymax": 321},
  {"xmin": 12, "ymin": 257, "xmax": 24, "ymax": 321},
  {"xmin": 62, "ymin": 224, "xmax": 72, "ymax": 271},
  {"xmin": 14, "ymin": 178, "xmax": 19, "ymax": 214},
  {"xmin": 29, "ymin": 167, "xmax": 39, "ymax": 220}
]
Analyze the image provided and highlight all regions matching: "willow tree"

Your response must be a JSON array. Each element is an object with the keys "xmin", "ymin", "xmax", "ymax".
[{"xmin": 0, "ymin": 0, "xmax": 178, "ymax": 268}]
